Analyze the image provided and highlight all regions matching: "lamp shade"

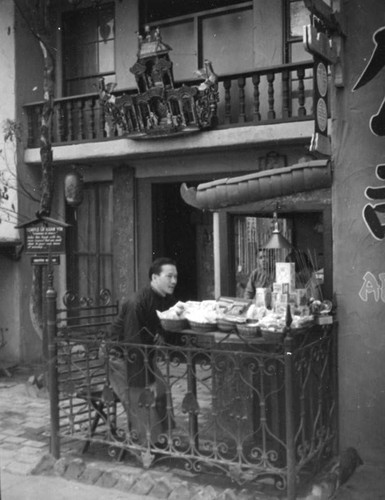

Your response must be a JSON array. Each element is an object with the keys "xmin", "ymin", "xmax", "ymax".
[{"xmin": 264, "ymin": 220, "xmax": 292, "ymax": 250}]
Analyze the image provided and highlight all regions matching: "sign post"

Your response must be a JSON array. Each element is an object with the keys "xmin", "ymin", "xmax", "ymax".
[
  {"xmin": 16, "ymin": 216, "xmax": 70, "ymax": 359},
  {"xmin": 22, "ymin": 218, "xmax": 68, "ymax": 259}
]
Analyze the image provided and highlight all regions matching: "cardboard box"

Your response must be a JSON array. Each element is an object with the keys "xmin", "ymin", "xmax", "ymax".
[
  {"xmin": 273, "ymin": 282, "xmax": 283, "ymax": 293},
  {"xmin": 289, "ymin": 293, "xmax": 297, "ymax": 307},
  {"xmin": 276, "ymin": 292, "xmax": 289, "ymax": 304},
  {"xmin": 274, "ymin": 304, "xmax": 287, "ymax": 316},
  {"xmin": 276, "ymin": 262, "xmax": 295, "ymax": 292},
  {"xmin": 271, "ymin": 291, "xmax": 278, "ymax": 309},
  {"xmin": 256, "ymin": 288, "xmax": 269, "ymax": 307},
  {"xmin": 296, "ymin": 288, "xmax": 308, "ymax": 306}
]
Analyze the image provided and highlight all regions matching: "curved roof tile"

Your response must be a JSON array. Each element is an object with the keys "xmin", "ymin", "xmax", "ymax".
[{"xmin": 180, "ymin": 159, "xmax": 331, "ymax": 210}]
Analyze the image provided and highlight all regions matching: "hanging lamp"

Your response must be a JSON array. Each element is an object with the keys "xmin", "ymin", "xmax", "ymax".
[
  {"xmin": 64, "ymin": 166, "xmax": 84, "ymax": 207},
  {"xmin": 264, "ymin": 211, "xmax": 292, "ymax": 250}
]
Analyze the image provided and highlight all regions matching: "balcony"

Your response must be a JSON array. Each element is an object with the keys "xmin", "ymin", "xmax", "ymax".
[{"xmin": 24, "ymin": 61, "xmax": 315, "ymax": 151}]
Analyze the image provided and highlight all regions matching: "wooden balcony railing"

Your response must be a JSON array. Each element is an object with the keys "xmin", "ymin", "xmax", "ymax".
[{"xmin": 24, "ymin": 61, "xmax": 314, "ymax": 148}]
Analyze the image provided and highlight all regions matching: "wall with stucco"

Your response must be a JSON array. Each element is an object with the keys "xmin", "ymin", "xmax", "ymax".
[
  {"xmin": 15, "ymin": 3, "xmax": 50, "ymax": 363},
  {"xmin": 0, "ymin": 0, "xmax": 18, "ymax": 241},
  {"xmin": 0, "ymin": 1, "xmax": 52, "ymax": 365},
  {"xmin": 332, "ymin": 1, "xmax": 385, "ymax": 463},
  {"xmin": 0, "ymin": 0, "xmax": 21, "ymax": 364}
]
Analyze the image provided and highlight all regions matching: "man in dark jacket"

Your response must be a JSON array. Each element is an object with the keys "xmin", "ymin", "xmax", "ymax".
[{"xmin": 108, "ymin": 257, "xmax": 178, "ymax": 446}]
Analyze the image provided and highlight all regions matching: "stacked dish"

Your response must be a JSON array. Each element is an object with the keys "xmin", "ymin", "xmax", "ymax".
[
  {"xmin": 216, "ymin": 317, "xmax": 237, "ymax": 333},
  {"xmin": 260, "ymin": 328, "xmax": 284, "ymax": 343},
  {"xmin": 160, "ymin": 317, "xmax": 189, "ymax": 332},
  {"xmin": 188, "ymin": 320, "xmax": 217, "ymax": 333},
  {"xmin": 236, "ymin": 322, "xmax": 260, "ymax": 339}
]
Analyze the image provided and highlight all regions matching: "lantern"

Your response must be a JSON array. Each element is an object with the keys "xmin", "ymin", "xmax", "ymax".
[{"xmin": 64, "ymin": 169, "xmax": 84, "ymax": 207}]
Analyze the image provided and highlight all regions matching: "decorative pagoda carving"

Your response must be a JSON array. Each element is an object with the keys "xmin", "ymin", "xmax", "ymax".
[{"xmin": 99, "ymin": 26, "xmax": 219, "ymax": 138}]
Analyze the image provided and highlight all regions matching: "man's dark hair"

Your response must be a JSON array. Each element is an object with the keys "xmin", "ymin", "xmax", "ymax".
[{"xmin": 149, "ymin": 257, "xmax": 177, "ymax": 279}]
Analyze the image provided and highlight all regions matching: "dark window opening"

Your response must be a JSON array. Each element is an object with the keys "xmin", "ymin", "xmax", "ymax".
[
  {"xmin": 182, "ymin": 98, "xmax": 194, "ymax": 124},
  {"xmin": 169, "ymin": 98, "xmax": 180, "ymax": 116},
  {"xmin": 62, "ymin": 3, "xmax": 115, "ymax": 96}
]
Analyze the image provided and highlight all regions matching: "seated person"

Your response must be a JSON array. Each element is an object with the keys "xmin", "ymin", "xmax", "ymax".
[
  {"xmin": 244, "ymin": 249, "xmax": 275, "ymax": 299},
  {"xmin": 108, "ymin": 257, "xmax": 178, "ymax": 445},
  {"xmin": 285, "ymin": 249, "xmax": 322, "ymax": 300}
]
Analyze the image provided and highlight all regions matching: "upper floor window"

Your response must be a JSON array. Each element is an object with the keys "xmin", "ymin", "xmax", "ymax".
[
  {"xmin": 284, "ymin": 0, "xmax": 311, "ymax": 63},
  {"xmin": 142, "ymin": 0, "xmax": 246, "ymax": 23},
  {"xmin": 284, "ymin": 0, "xmax": 334, "ymax": 63},
  {"xmin": 141, "ymin": 1, "xmax": 253, "ymax": 79},
  {"xmin": 62, "ymin": 3, "xmax": 115, "ymax": 96}
]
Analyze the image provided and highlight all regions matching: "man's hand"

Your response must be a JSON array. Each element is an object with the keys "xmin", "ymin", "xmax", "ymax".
[
  {"xmin": 148, "ymin": 381, "xmax": 158, "ymax": 402},
  {"xmin": 154, "ymin": 333, "xmax": 165, "ymax": 346}
]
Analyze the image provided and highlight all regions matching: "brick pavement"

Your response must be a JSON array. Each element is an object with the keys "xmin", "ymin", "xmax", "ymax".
[
  {"xmin": 1, "ymin": 366, "xmax": 357, "ymax": 500},
  {"xmin": 0, "ymin": 367, "xmax": 283, "ymax": 500},
  {"xmin": 0, "ymin": 376, "xmax": 50, "ymax": 476}
]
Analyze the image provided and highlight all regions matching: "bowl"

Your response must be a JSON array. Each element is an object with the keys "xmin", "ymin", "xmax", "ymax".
[
  {"xmin": 217, "ymin": 318, "xmax": 237, "ymax": 333},
  {"xmin": 188, "ymin": 321, "xmax": 217, "ymax": 333},
  {"xmin": 236, "ymin": 322, "xmax": 260, "ymax": 339},
  {"xmin": 160, "ymin": 318, "xmax": 189, "ymax": 332}
]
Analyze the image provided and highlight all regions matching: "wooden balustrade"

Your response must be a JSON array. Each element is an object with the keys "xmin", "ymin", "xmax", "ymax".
[{"xmin": 24, "ymin": 61, "xmax": 315, "ymax": 148}]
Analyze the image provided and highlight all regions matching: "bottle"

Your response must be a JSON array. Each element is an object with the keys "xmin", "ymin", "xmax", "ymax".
[{"xmin": 285, "ymin": 303, "xmax": 292, "ymax": 328}]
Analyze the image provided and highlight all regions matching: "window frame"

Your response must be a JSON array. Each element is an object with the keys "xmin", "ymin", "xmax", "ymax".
[
  {"xmin": 62, "ymin": 2, "xmax": 116, "ymax": 96},
  {"xmin": 283, "ymin": 0, "xmax": 311, "ymax": 63},
  {"xmin": 144, "ymin": 1, "xmax": 253, "ymax": 71}
]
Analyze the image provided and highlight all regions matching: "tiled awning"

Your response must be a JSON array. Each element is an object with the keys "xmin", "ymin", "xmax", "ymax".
[{"xmin": 180, "ymin": 159, "xmax": 331, "ymax": 210}]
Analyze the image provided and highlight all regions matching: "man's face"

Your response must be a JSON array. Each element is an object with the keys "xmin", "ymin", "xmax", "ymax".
[
  {"xmin": 257, "ymin": 250, "xmax": 268, "ymax": 270},
  {"xmin": 152, "ymin": 264, "xmax": 178, "ymax": 296}
]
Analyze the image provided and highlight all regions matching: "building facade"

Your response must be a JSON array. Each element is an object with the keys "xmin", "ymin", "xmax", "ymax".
[{"xmin": 0, "ymin": 0, "xmax": 385, "ymax": 464}]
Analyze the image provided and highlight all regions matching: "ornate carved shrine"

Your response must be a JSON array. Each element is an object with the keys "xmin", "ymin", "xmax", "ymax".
[{"xmin": 99, "ymin": 26, "xmax": 219, "ymax": 138}]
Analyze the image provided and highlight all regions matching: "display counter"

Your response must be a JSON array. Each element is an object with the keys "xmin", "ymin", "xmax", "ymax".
[{"xmin": 163, "ymin": 320, "xmax": 334, "ymax": 350}]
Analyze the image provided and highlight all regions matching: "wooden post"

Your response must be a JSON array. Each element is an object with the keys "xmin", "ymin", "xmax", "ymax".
[
  {"xmin": 252, "ymin": 73, "xmax": 261, "ymax": 122},
  {"xmin": 238, "ymin": 77, "xmax": 246, "ymax": 123},
  {"xmin": 224, "ymin": 79, "xmax": 232, "ymax": 124},
  {"xmin": 267, "ymin": 72, "xmax": 276, "ymax": 120}
]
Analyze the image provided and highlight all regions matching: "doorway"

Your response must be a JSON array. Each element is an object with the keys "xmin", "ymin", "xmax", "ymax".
[{"xmin": 152, "ymin": 183, "xmax": 214, "ymax": 302}]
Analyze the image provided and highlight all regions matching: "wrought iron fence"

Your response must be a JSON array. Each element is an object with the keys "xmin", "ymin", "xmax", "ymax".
[{"xmin": 47, "ymin": 286, "xmax": 337, "ymax": 500}]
